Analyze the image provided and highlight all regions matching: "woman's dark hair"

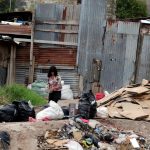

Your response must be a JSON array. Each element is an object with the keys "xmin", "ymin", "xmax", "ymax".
[{"xmin": 48, "ymin": 66, "xmax": 58, "ymax": 77}]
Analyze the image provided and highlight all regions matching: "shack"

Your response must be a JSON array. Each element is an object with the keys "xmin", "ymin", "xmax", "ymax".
[{"xmin": 0, "ymin": 11, "xmax": 32, "ymax": 86}]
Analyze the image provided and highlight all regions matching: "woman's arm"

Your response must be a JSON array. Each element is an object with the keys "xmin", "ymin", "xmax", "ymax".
[{"xmin": 53, "ymin": 76, "xmax": 62, "ymax": 91}]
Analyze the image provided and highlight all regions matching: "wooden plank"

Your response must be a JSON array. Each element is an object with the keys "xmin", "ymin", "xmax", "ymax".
[
  {"xmin": 35, "ymin": 28, "xmax": 78, "ymax": 34},
  {"xmin": 14, "ymin": 38, "xmax": 78, "ymax": 46},
  {"xmin": 29, "ymin": 9, "xmax": 35, "ymax": 83},
  {"xmin": 36, "ymin": 20, "xmax": 79, "ymax": 25},
  {"xmin": 13, "ymin": 45, "xmax": 16, "ymax": 83}
]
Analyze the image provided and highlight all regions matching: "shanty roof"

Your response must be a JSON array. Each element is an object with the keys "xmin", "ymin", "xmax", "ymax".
[{"xmin": 0, "ymin": 11, "xmax": 31, "ymax": 37}]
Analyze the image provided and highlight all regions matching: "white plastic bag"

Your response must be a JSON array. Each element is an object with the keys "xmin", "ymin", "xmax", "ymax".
[
  {"xmin": 61, "ymin": 85, "xmax": 73, "ymax": 100},
  {"xmin": 88, "ymin": 119, "xmax": 101, "ymax": 128},
  {"xmin": 97, "ymin": 106, "xmax": 109, "ymax": 118},
  {"xmin": 64, "ymin": 140, "xmax": 83, "ymax": 150},
  {"xmin": 36, "ymin": 101, "xmax": 64, "ymax": 120}
]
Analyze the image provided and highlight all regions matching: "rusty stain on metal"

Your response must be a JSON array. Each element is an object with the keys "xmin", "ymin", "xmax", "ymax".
[
  {"xmin": 60, "ymin": 7, "xmax": 67, "ymax": 41},
  {"xmin": 0, "ymin": 24, "xmax": 31, "ymax": 36}
]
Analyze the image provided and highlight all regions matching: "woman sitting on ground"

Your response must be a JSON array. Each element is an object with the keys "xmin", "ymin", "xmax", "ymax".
[{"xmin": 47, "ymin": 66, "xmax": 62, "ymax": 103}]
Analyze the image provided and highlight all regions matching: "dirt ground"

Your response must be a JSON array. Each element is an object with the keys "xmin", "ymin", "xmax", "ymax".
[{"xmin": 0, "ymin": 100, "xmax": 149, "ymax": 150}]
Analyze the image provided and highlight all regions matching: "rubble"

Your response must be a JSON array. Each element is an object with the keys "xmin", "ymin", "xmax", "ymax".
[
  {"xmin": 97, "ymin": 79, "xmax": 150, "ymax": 121},
  {"xmin": 37, "ymin": 118, "xmax": 150, "ymax": 150}
]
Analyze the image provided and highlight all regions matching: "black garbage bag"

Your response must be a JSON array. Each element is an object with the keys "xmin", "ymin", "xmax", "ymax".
[
  {"xmin": 13, "ymin": 101, "xmax": 35, "ymax": 122},
  {"xmin": 0, "ymin": 131, "xmax": 10, "ymax": 150},
  {"xmin": 0, "ymin": 104, "xmax": 18, "ymax": 122},
  {"xmin": 61, "ymin": 106, "xmax": 69, "ymax": 116},
  {"xmin": 78, "ymin": 90, "xmax": 97, "ymax": 119}
]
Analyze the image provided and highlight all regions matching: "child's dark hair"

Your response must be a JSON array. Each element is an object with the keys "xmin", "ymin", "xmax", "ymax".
[{"xmin": 48, "ymin": 66, "xmax": 58, "ymax": 77}]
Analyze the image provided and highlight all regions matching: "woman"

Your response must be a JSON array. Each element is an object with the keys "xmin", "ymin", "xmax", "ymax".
[{"xmin": 48, "ymin": 66, "xmax": 62, "ymax": 103}]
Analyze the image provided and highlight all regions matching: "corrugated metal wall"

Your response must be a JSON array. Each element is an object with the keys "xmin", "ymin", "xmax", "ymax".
[
  {"xmin": 35, "ymin": 4, "xmax": 80, "ymax": 44},
  {"xmin": 136, "ymin": 35, "xmax": 150, "ymax": 82},
  {"xmin": 100, "ymin": 21, "xmax": 140, "ymax": 92},
  {"xmin": 35, "ymin": 4, "xmax": 64, "ymax": 41},
  {"xmin": 16, "ymin": 44, "xmax": 77, "ymax": 79},
  {"xmin": 77, "ymin": 1, "xmax": 140, "ymax": 92},
  {"xmin": 77, "ymin": 0, "xmax": 106, "ymax": 91}
]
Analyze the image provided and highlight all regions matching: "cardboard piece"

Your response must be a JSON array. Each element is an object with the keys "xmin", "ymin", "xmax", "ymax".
[
  {"xmin": 135, "ymin": 100, "xmax": 150, "ymax": 108},
  {"xmin": 125, "ymin": 86, "xmax": 149, "ymax": 94},
  {"xmin": 46, "ymin": 139, "xmax": 68, "ymax": 147},
  {"xmin": 97, "ymin": 88, "xmax": 125, "ymax": 106},
  {"xmin": 108, "ymin": 106, "xmax": 124, "ymax": 118},
  {"xmin": 120, "ymin": 102, "xmax": 148, "ymax": 120},
  {"xmin": 142, "ymin": 79, "xmax": 149, "ymax": 86}
]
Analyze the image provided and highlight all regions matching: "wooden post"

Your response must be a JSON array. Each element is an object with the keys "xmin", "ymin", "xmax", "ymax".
[
  {"xmin": 29, "ymin": 9, "xmax": 35, "ymax": 84},
  {"xmin": 13, "ymin": 45, "xmax": 16, "ymax": 83},
  {"xmin": 7, "ymin": 44, "xmax": 15, "ymax": 85}
]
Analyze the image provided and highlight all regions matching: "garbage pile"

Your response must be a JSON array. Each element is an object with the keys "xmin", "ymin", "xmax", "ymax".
[
  {"xmin": 0, "ymin": 101, "xmax": 35, "ymax": 122},
  {"xmin": 29, "ymin": 80, "xmax": 74, "ymax": 100},
  {"xmin": 29, "ymin": 80, "xmax": 49, "ymax": 98},
  {"xmin": 97, "ymin": 79, "xmax": 150, "ymax": 121},
  {"xmin": 37, "ymin": 118, "xmax": 149, "ymax": 150}
]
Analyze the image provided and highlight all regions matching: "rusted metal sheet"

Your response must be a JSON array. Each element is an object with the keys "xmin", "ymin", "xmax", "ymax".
[
  {"xmin": 35, "ymin": 4, "xmax": 80, "ymax": 44},
  {"xmin": 0, "ymin": 24, "xmax": 31, "ymax": 36},
  {"xmin": 16, "ymin": 44, "xmax": 77, "ymax": 66},
  {"xmin": 16, "ymin": 43, "xmax": 78, "ymax": 89},
  {"xmin": 136, "ymin": 35, "xmax": 150, "ymax": 82},
  {"xmin": 77, "ymin": 0, "xmax": 106, "ymax": 91},
  {"xmin": 38, "ymin": 48, "xmax": 76, "ymax": 66},
  {"xmin": 64, "ymin": 5, "xmax": 80, "ymax": 43}
]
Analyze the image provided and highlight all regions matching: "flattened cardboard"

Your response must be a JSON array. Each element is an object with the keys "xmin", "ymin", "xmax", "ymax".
[
  {"xmin": 125, "ymin": 86, "xmax": 149, "ymax": 94},
  {"xmin": 120, "ymin": 102, "xmax": 148, "ymax": 120}
]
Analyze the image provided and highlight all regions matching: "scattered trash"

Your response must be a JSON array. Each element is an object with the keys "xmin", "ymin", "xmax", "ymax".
[
  {"xmin": 0, "ymin": 131, "xmax": 10, "ymax": 150},
  {"xmin": 69, "ymin": 103, "xmax": 78, "ymax": 117},
  {"xmin": 36, "ymin": 101, "xmax": 64, "ymax": 120},
  {"xmin": 95, "ymin": 92, "xmax": 105, "ymax": 100},
  {"xmin": 61, "ymin": 85, "xmax": 74, "ymax": 100},
  {"xmin": 130, "ymin": 138, "xmax": 140, "ymax": 149},
  {"xmin": 38, "ymin": 117, "xmax": 149, "ymax": 150},
  {"xmin": 0, "ymin": 101, "xmax": 35, "ymax": 122},
  {"xmin": 97, "ymin": 107, "xmax": 108, "ymax": 118},
  {"xmin": 88, "ymin": 119, "xmax": 100, "ymax": 128},
  {"xmin": 13, "ymin": 101, "xmax": 35, "ymax": 122},
  {"xmin": 78, "ymin": 90, "xmax": 97, "ymax": 119},
  {"xmin": 0, "ymin": 104, "xmax": 18, "ymax": 122},
  {"xmin": 30, "ymin": 80, "xmax": 48, "ymax": 98},
  {"xmin": 64, "ymin": 140, "xmax": 83, "ymax": 150}
]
